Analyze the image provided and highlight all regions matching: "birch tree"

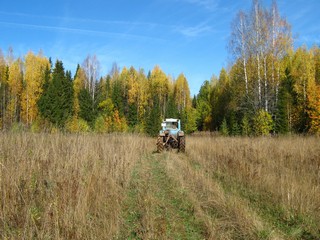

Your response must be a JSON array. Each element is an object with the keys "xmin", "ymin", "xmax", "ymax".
[
  {"xmin": 230, "ymin": 11, "xmax": 249, "ymax": 96},
  {"xmin": 174, "ymin": 73, "xmax": 191, "ymax": 113},
  {"xmin": 229, "ymin": 0, "xmax": 292, "ymax": 115},
  {"xmin": 21, "ymin": 51, "xmax": 50, "ymax": 125},
  {"xmin": 7, "ymin": 58, "xmax": 23, "ymax": 124},
  {"xmin": 148, "ymin": 65, "xmax": 169, "ymax": 117},
  {"xmin": 82, "ymin": 54, "xmax": 100, "ymax": 100},
  {"xmin": 269, "ymin": 0, "xmax": 292, "ymax": 111}
]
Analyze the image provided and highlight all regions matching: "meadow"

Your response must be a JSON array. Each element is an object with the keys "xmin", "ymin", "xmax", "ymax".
[{"xmin": 0, "ymin": 132, "xmax": 319, "ymax": 239}]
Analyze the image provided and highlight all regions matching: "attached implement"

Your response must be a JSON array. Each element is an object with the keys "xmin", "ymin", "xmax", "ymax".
[{"xmin": 157, "ymin": 118, "xmax": 185, "ymax": 153}]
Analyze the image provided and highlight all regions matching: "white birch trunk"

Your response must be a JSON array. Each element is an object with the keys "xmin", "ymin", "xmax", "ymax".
[
  {"xmin": 275, "ymin": 67, "xmax": 280, "ymax": 105},
  {"xmin": 264, "ymin": 56, "xmax": 268, "ymax": 112},
  {"xmin": 240, "ymin": 15, "xmax": 249, "ymax": 95},
  {"xmin": 257, "ymin": 53, "xmax": 262, "ymax": 107}
]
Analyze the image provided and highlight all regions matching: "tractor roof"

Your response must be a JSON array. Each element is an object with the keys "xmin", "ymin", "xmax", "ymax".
[{"xmin": 165, "ymin": 118, "xmax": 179, "ymax": 122}]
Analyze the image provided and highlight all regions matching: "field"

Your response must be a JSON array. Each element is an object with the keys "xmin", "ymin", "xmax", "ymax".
[{"xmin": 0, "ymin": 133, "xmax": 320, "ymax": 239}]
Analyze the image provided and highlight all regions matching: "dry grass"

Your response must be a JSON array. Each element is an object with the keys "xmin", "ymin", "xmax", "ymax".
[
  {"xmin": 187, "ymin": 135, "xmax": 320, "ymax": 238},
  {"xmin": 1, "ymin": 132, "xmax": 319, "ymax": 239},
  {"xmin": 166, "ymin": 152, "xmax": 270, "ymax": 240},
  {"xmin": 0, "ymin": 132, "xmax": 152, "ymax": 239}
]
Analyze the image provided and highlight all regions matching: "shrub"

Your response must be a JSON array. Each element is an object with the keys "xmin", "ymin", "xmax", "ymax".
[
  {"xmin": 220, "ymin": 118, "xmax": 229, "ymax": 136},
  {"xmin": 253, "ymin": 110, "xmax": 273, "ymax": 136},
  {"xmin": 65, "ymin": 116, "xmax": 90, "ymax": 133},
  {"xmin": 241, "ymin": 114, "xmax": 251, "ymax": 136}
]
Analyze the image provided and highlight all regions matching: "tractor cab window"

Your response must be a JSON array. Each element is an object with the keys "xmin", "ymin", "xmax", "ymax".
[{"xmin": 166, "ymin": 122, "xmax": 177, "ymax": 129}]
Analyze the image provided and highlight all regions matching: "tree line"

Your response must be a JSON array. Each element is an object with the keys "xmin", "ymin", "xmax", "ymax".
[
  {"xmin": 195, "ymin": 0, "xmax": 320, "ymax": 135},
  {"xmin": 0, "ymin": 0, "xmax": 319, "ymax": 136},
  {"xmin": 0, "ymin": 50, "xmax": 196, "ymax": 136}
]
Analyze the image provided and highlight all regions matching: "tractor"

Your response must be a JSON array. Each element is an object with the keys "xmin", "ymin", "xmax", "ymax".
[{"xmin": 157, "ymin": 118, "xmax": 185, "ymax": 153}]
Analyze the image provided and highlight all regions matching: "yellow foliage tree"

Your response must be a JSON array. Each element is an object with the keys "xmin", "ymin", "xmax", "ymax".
[
  {"xmin": 94, "ymin": 115, "xmax": 112, "ymax": 133},
  {"xmin": 0, "ymin": 50, "xmax": 7, "ymax": 128},
  {"xmin": 292, "ymin": 47, "xmax": 315, "ymax": 106},
  {"xmin": 7, "ymin": 58, "xmax": 23, "ymax": 124},
  {"xmin": 174, "ymin": 73, "xmax": 191, "ymax": 113},
  {"xmin": 307, "ymin": 85, "xmax": 320, "ymax": 134},
  {"xmin": 124, "ymin": 66, "xmax": 148, "ymax": 125},
  {"xmin": 65, "ymin": 116, "xmax": 90, "ymax": 133},
  {"xmin": 137, "ymin": 69, "xmax": 148, "ymax": 121},
  {"xmin": 148, "ymin": 65, "xmax": 169, "ymax": 116},
  {"xmin": 291, "ymin": 47, "xmax": 316, "ymax": 131},
  {"xmin": 119, "ymin": 66, "xmax": 128, "ymax": 98},
  {"xmin": 73, "ymin": 65, "xmax": 87, "ymax": 117},
  {"xmin": 113, "ymin": 109, "xmax": 128, "ymax": 132},
  {"xmin": 127, "ymin": 66, "xmax": 139, "ymax": 104},
  {"xmin": 21, "ymin": 51, "xmax": 50, "ymax": 125}
]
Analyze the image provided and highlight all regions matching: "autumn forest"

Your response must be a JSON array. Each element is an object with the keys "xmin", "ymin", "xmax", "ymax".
[{"xmin": 0, "ymin": 1, "xmax": 320, "ymax": 136}]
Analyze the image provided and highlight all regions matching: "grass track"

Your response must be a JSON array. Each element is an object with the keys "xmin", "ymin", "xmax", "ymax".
[
  {"xmin": 119, "ymin": 152, "xmax": 207, "ymax": 239},
  {"xmin": 166, "ymin": 153, "xmax": 279, "ymax": 240},
  {"xmin": 119, "ymin": 151, "xmax": 275, "ymax": 240},
  {"xmin": 119, "ymin": 145, "xmax": 320, "ymax": 240}
]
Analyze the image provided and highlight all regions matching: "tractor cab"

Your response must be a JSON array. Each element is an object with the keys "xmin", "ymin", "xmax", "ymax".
[{"xmin": 160, "ymin": 118, "xmax": 181, "ymax": 137}]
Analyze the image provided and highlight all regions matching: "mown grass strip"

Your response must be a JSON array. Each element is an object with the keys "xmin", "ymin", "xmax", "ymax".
[
  {"xmin": 118, "ymin": 153, "xmax": 207, "ymax": 239},
  {"xmin": 120, "ymin": 164, "xmax": 144, "ymax": 240},
  {"xmin": 150, "ymin": 155, "xmax": 207, "ymax": 239}
]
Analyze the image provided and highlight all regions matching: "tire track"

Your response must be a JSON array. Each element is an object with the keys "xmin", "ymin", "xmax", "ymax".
[
  {"xmin": 118, "ymin": 153, "xmax": 208, "ymax": 239},
  {"xmin": 165, "ymin": 152, "xmax": 285, "ymax": 240},
  {"xmin": 119, "ymin": 150, "xmax": 288, "ymax": 239}
]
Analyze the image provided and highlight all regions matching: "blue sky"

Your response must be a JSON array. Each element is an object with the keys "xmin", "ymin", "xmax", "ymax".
[{"xmin": 1, "ymin": 0, "xmax": 319, "ymax": 95}]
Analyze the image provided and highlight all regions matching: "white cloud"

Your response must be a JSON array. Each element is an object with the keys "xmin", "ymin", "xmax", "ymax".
[
  {"xmin": 175, "ymin": 23, "xmax": 212, "ymax": 37},
  {"xmin": 184, "ymin": 0, "xmax": 219, "ymax": 11},
  {"xmin": 0, "ymin": 21, "xmax": 164, "ymax": 42}
]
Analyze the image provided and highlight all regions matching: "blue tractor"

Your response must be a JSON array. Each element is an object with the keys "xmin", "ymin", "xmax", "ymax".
[{"xmin": 157, "ymin": 118, "xmax": 185, "ymax": 152}]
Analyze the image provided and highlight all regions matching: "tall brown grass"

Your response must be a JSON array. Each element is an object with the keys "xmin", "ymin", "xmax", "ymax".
[
  {"xmin": 0, "ymin": 132, "xmax": 152, "ymax": 239},
  {"xmin": 1, "ymin": 132, "xmax": 319, "ymax": 239},
  {"xmin": 186, "ymin": 135, "xmax": 320, "ymax": 237}
]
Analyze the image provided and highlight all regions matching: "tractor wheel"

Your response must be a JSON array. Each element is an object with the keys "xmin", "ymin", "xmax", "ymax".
[
  {"xmin": 157, "ymin": 136, "xmax": 164, "ymax": 153},
  {"xmin": 179, "ymin": 136, "xmax": 185, "ymax": 153}
]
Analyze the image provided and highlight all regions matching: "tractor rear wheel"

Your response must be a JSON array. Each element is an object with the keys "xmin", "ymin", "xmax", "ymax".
[
  {"xmin": 179, "ymin": 136, "xmax": 185, "ymax": 153},
  {"xmin": 157, "ymin": 136, "xmax": 164, "ymax": 153}
]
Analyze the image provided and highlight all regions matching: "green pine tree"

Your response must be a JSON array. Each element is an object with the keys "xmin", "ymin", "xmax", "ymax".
[
  {"xmin": 241, "ymin": 114, "xmax": 251, "ymax": 136},
  {"xmin": 79, "ymin": 88, "xmax": 95, "ymax": 126},
  {"xmin": 275, "ymin": 68, "xmax": 294, "ymax": 134},
  {"xmin": 231, "ymin": 121, "xmax": 241, "ymax": 136},
  {"xmin": 196, "ymin": 80, "xmax": 211, "ymax": 131},
  {"xmin": 192, "ymin": 95, "xmax": 197, "ymax": 108},
  {"xmin": 220, "ymin": 118, "xmax": 229, "ymax": 136},
  {"xmin": 111, "ymin": 79, "xmax": 124, "ymax": 116},
  {"xmin": 228, "ymin": 113, "xmax": 238, "ymax": 136},
  {"xmin": 128, "ymin": 103, "xmax": 138, "ymax": 127},
  {"xmin": 183, "ymin": 107, "xmax": 198, "ymax": 133},
  {"xmin": 146, "ymin": 95, "xmax": 162, "ymax": 136},
  {"xmin": 38, "ymin": 60, "xmax": 73, "ymax": 128},
  {"xmin": 93, "ymin": 78, "xmax": 107, "ymax": 122},
  {"xmin": 165, "ymin": 94, "xmax": 179, "ymax": 119}
]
